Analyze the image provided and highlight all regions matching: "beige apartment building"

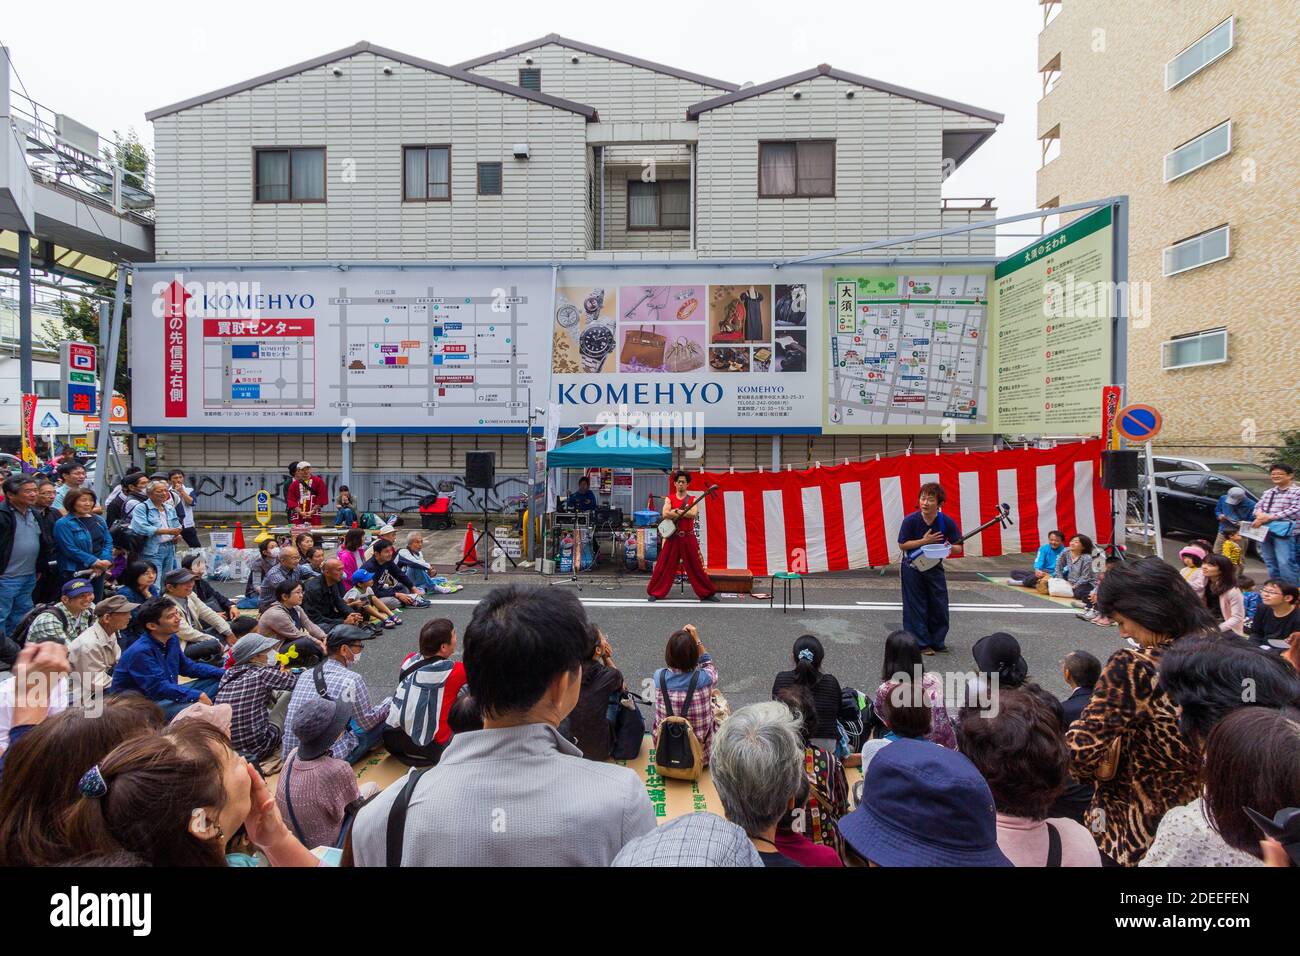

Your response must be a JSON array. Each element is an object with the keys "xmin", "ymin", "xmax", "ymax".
[{"xmin": 1036, "ymin": 1, "xmax": 1299, "ymax": 459}]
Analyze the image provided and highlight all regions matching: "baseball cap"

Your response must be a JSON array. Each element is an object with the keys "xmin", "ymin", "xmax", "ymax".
[
  {"xmin": 61, "ymin": 579, "xmax": 95, "ymax": 599},
  {"xmin": 1226, "ymin": 487, "xmax": 1247, "ymax": 504},
  {"xmin": 838, "ymin": 738, "xmax": 1011, "ymax": 867},
  {"xmin": 164, "ymin": 568, "xmax": 197, "ymax": 586},
  {"xmin": 325, "ymin": 622, "xmax": 379, "ymax": 650},
  {"xmin": 95, "ymin": 594, "xmax": 140, "ymax": 616},
  {"xmin": 350, "ymin": 568, "xmax": 375, "ymax": 584}
]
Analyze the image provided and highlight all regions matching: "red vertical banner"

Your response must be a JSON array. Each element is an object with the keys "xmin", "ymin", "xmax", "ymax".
[
  {"xmin": 163, "ymin": 280, "xmax": 190, "ymax": 419},
  {"xmin": 20, "ymin": 394, "xmax": 39, "ymax": 466},
  {"xmin": 1101, "ymin": 385, "xmax": 1122, "ymax": 449}
]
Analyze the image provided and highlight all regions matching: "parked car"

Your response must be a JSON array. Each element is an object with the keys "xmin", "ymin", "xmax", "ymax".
[
  {"xmin": 1150, "ymin": 469, "xmax": 1273, "ymax": 541},
  {"xmin": 1146, "ymin": 455, "xmax": 1266, "ymax": 475}
]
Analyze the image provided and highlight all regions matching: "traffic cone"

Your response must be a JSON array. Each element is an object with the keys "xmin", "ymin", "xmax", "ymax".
[
  {"xmin": 461, "ymin": 522, "xmax": 479, "ymax": 566},
  {"xmin": 232, "ymin": 521, "xmax": 245, "ymax": 549}
]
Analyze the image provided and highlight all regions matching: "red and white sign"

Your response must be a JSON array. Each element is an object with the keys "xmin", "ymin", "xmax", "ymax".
[
  {"xmin": 201, "ymin": 319, "xmax": 314, "ymax": 336},
  {"xmin": 68, "ymin": 343, "xmax": 96, "ymax": 372},
  {"xmin": 1101, "ymin": 385, "xmax": 1122, "ymax": 449},
  {"xmin": 695, "ymin": 440, "xmax": 1109, "ymax": 575},
  {"xmin": 163, "ymin": 281, "xmax": 190, "ymax": 419}
]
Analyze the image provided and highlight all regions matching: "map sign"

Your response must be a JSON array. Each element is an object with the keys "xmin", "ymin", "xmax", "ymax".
[
  {"xmin": 132, "ymin": 269, "xmax": 553, "ymax": 431},
  {"xmin": 823, "ymin": 272, "xmax": 992, "ymax": 433}
]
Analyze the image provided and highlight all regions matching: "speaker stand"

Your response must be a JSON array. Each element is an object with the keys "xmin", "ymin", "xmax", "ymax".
[{"xmin": 455, "ymin": 492, "xmax": 518, "ymax": 579}]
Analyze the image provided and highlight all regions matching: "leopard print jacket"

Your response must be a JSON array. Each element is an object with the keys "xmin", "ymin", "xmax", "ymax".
[{"xmin": 1065, "ymin": 640, "xmax": 1200, "ymax": 866}]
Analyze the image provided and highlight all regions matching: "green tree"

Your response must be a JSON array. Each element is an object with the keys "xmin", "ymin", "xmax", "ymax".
[
  {"xmin": 38, "ymin": 294, "xmax": 130, "ymax": 397},
  {"xmin": 100, "ymin": 128, "xmax": 150, "ymax": 193},
  {"xmin": 1277, "ymin": 429, "xmax": 1300, "ymax": 470}
]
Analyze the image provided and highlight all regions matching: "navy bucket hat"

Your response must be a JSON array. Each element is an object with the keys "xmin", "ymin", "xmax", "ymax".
[{"xmin": 839, "ymin": 738, "xmax": 1011, "ymax": 867}]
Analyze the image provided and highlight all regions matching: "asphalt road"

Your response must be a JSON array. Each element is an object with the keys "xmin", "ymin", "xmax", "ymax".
[{"xmin": 319, "ymin": 569, "xmax": 1125, "ymax": 708}]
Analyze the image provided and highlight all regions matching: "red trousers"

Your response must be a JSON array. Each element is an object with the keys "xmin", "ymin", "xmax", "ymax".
[{"xmin": 647, "ymin": 529, "xmax": 716, "ymax": 599}]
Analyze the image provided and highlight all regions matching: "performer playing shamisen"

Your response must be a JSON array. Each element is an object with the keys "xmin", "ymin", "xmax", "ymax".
[
  {"xmin": 897, "ymin": 482, "xmax": 961, "ymax": 655},
  {"xmin": 647, "ymin": 470, "xmax": 718, "ymax": 603}
]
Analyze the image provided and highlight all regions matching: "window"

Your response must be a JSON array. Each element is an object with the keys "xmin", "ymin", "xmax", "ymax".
[
  {"xmin": 627, "ymin": 180, "xmax": 690, "ymax": 230},
  {"xmin": 254, "ymin": 147, "xmax": 325, "ymax": 202},
  {"xmin": 519, "ymin": 68, "xmax": 541, "ymax": 91},
  {"xmin": 1163, "ymin": 225, "xmax": 1230, "ymax": 276},
  {"xmin": 33, "ymin": 380, "xmax": 59, "ymax": 399},
  {"xmin": 477, "ymin": 162, "xmax": 503, "ymax": 196},
  {"xmin": 758, "ymin": 140, "xmax": 835, "ymax": 197},
  {"xmin": 403, "ymin": 146, "xmax": 451, "ymax": 201},
  {"xmin": 1166, "ymin": 18, "xmax": 1234, "ymax": 89},
  {"xmin": 1204, "ymin": 477, "xmax": 1238, "ymax": 499},
  {"xmin": 1167, "ymin": 474, "xmax": 1205, "ymax": 493},
  {"xmin": 1165, "ymin": 121, "xmax": 1231, "ymax": 182},
  {"xmin": 1162, "ymin": 328, "xmax": 1228, "ymax": 370}
]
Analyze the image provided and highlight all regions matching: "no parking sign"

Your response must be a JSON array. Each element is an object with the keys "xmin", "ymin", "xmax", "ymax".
[{"xmin": 1115, "ymin": 404, "xmax": 1162, "ymax": 442}]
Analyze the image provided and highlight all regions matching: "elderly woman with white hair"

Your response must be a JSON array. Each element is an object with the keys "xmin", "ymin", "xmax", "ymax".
[
  {"xmin": 129, "ymin": 479, "xmax": 184, "ymax": 579},
  {"xmin": 710, "ymin": 701, "xmax": 808, "ymax": 867}
]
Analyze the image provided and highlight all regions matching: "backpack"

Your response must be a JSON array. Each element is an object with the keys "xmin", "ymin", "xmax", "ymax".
[
  {"xmin": 608, "ymin": 690, "xmax": 649, "ymax": 760},
  {"xmin": 7, "ymin": 603, "xmax": 69, "ymax": 650},
  {"xmin": 383, "ymin": 656, "xmax": 458, "ymax": 768},
  {"xmin": 654, "ymin": 670, "xmax": 704, "ymax": 780}
]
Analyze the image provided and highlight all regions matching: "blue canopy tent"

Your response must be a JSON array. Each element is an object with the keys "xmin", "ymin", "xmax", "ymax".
[
  {"xmin": 545, "ymin": 426, "xmax": 673, "ymax": 471},
  {"xmin": 541, "ymin": 427, "xmax": 672, "ymax": 574}
]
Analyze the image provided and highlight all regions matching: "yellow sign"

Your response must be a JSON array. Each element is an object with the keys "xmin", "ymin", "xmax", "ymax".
[{"xmin": 255, "ymin": 489, "xmax": 272, "ymax": 526}]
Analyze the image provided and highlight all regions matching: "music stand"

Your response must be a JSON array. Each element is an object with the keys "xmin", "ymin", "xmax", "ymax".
[{"xmin": 455, "ymin": 489, "xmax": 518, "ymax": 579}]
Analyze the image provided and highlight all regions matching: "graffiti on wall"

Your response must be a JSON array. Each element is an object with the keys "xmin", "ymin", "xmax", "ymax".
[{"xmin": 186, "ymin": 471, "xmax": 529, "ymax": 517}]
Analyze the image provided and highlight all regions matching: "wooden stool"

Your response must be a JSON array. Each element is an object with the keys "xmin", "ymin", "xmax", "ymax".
[{"xmin": 769, "ymin": 571, "xmax": 806, "ymax": 612}]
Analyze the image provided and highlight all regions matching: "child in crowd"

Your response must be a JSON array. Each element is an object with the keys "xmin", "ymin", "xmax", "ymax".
[
  {"xmin": 1221, "ymin": 529, "xmax": 1245, "ymax": 569},
  {"xmin": 1178, "ymin": 544, "xmax": 1208, "ymax": 584},
  {"xmin": 344, "ymin": 568, "xmax": 399, "ymax": 630},
  {"xmin": 1077, "ymin": 556, "xmax": 1120, "ymax": 626},
  {"xmin": 1239, "ymin": 576, "xmax": 1261, "ymax": 631},
  {"xmin": 335, "ymin": 488, "xmax": 358, "ymax": 528}
]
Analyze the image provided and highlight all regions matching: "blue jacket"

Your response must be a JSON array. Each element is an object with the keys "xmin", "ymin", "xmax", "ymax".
[
  {"xmin": 1033, "ymin": 542, "xmax": 1065, "ymax": 573},
  {"xmin": 130, "ymin": 499, "xmax": 179, "ymax": 560},
  {"xmin": 111, "ymin": 632, "xmax": 225, "ymax": 703},
  {"xmin": 52, "ymin": 513, "xmax": 112, "ymax": 577},
  {"xmin": 1215, "ymin": 495, "xmax": 1255, "ymax": 533}
]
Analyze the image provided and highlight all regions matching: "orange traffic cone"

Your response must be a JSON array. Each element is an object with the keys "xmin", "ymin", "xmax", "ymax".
[
  {"xmin": 232, "ymin": 521, "xmax": 245, "ymax": 549},
  {"xmin": 461, "ymin": 522, "xmax": 479, "ymax": 566}
]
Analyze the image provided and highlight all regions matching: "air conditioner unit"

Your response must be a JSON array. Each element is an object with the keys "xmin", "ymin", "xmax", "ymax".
[{"xmin": 512, "ymin": 143, "xmax": 530, "ymax": 159}]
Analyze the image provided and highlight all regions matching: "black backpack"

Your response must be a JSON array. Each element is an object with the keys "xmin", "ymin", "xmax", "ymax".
[
  {"xmin": 654, "ymin": 669, "xmax": 704, "ymax": 780},
  {"xmin": 6, "ymin": 603, "xmax": 69, "ymax": 651}
]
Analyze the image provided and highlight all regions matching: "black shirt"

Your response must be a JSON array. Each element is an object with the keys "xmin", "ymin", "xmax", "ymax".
[
  {"xmin": 1253, "ymin": 605, "xmax": 1300, "ymax": 648},
  {"xmin": 569, "ymin": 660, "xmax": 625, "ymax": 762},
  {"xmin": 759, "ymin": 850, "xmax": 803, "ymax": 867},
  {"xmin": 771, "ymin": 670, "xmax": 843, "ymax": 740}
]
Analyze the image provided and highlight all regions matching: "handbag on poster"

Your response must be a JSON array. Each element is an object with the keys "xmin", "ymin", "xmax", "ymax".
[
  {"xmin": 619, "ymin": 325, "xmax": 667, "ymax": 368},
  {"xmin": 665, "ymin": 336, "xmax": 705, "ymax": 372}
]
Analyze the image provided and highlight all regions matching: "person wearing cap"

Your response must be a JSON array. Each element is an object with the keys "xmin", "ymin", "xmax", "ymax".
[
  {"xmin": 276, "ymin": 696, "xmax": 380, "ymax": 850},
  {"xmin": 66, "ymin": 594, "xmax": 139, "ymax": 702},
  {"xmin": 214, "ymin": 633, "xmax": 299, "ymax": 762},
  {"xmin": 362, "ymin": 539, "xmax": 429, "ymax": 608},
  {"xmin": 362, "ymin": 523, "xmax": 398, "ymax": 562},
  {"xmin": 111, "ymin": 597, "xmax": 226, "ymax": 720},
  {"xmin": 287, "ymin": 461, "xmax": 327, "ymax": 527},
  {"xmin": 25, "ymin": 579, "xmax": 97, "ymax": 647},
  {"xmin": 1214, "ymin": 485, "xmax": 1255, "ymax": 555},
  {"xmin": 130, "ymin": 480, "xmax": 184, "ymax": 580},
  {"xmin": 961, "ymin": 632, "xmax": 1030, "ymax": 710},
  {"xmin": 612, "ymin": 812, "xmax": 763, "ymax": 867},
  {"xmin": 839, "ymin": 736, "xmax": 1012, "ymax": 867},
  {"xmin": 162, "ymin": 567, "xmax": 231, "ymax": 665},
  {"xmin": 281, "ymin": 624, "xmax": 390, "ymax": 764},
  {"xmin": 256, "ymin": 579, "xmax": 328, "ymax": 667},
  {"xmin": 258, "ymin": 545, "xmax": 305, "ymax": 614}
]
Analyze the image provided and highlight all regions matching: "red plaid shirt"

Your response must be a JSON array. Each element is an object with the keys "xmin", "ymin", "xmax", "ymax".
[
  {"xmin": 1256, "ymin": 484, "xmax": 1300, "ymax": 525},
  {"xmin": 652, "ymin": 655, "xmax": 719, "ymax": 763}
]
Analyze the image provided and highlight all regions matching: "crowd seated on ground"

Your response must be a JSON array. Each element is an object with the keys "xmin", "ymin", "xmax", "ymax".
[{"xmin": 2, "ymin": 530, "xmax": 1300, "ymax": 869}]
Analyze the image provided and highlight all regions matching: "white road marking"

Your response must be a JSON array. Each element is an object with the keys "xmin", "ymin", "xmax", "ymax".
[{"xmin": 417, "ymin": 597, "xmax": 1082, "ymax": 614}]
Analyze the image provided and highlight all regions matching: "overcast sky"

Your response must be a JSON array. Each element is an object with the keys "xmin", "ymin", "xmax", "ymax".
[{"xmin": 3, "ymin": 0, "xmax": 1044, "ymax": 253}]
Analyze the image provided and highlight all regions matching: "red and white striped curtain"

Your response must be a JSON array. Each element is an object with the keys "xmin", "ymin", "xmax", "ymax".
[{"xmin": 695, "ymin": 440, "xmax": 1111, "ymax": 575}]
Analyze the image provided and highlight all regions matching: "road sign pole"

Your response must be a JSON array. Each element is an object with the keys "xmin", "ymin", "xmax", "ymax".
[
  {"xmin": 93, "ymin": 270, "xmax": 127, "ymax": 504},
  {"xmin": 1145, "ymin": 439, "xmax": 1163, "ymax": 560}
]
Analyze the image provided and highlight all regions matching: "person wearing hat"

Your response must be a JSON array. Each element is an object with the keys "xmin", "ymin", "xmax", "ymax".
[
  {"xmin": 281, "ymin": 624, "xmax": 390, "ymax": 764},
  {"xmin": 286, "ymin": 461, "xmax": 327, "ymax": 528},
  {"xmin": 276, "ymin": 696, "xmax": 380, "ymax": 850},
  {"xmin": 839, "ymin": 736, "xmax": 1012, "ymax": 866},
  {"xmin": 66, "ymin": 594, "xmax": 139, "ymax": 702},
  {"xmin": 362, "ymin": 523, "xmax": 398, "ymax": 562},
  {"xmin": 213, "ymin": 633, "xmax": 300, "ymax": 763},
  {"xmin": 343, "ymin": 566, "xmax": 400, "ymax": 629},
  {"xmin": 1214, "ymin": 485, "xmax": 1255, "ymax": 555},
  {"xmin": 361, "ymin": 539, "xmax": 429, "ymax": 609},
  {"xmin": 962, "ymin": 632, "xmax": 1030, "ymax": 710},
  {"xmin": 162, "ymin": 567, "xmax": 231, "ymax": 666},
  {"xmin": 24, "ymin": 579, "xmax": 97, "ymax": 647}
]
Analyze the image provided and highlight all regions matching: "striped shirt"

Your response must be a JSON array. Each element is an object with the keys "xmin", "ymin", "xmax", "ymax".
[{"xmin": 1256, "ymin": 484, "xmax": 1300, "ymax": 526}]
